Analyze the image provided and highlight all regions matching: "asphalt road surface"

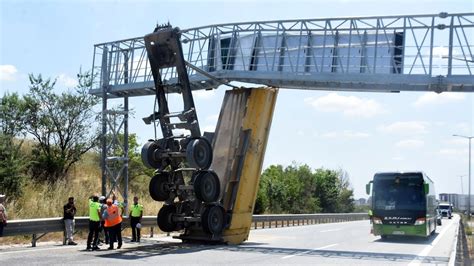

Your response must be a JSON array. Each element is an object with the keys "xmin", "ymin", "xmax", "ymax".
[{"xmin": 0, "ymin": 215, "xmax": 459, "ymax": 265}]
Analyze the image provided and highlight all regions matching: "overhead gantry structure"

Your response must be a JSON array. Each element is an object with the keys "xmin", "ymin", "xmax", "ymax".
[
  {"xmin": 90, "ymin": 12, "xmax": 473, "ymax": 98},
  {"xmin": 89, "ymin": 12, "xmax": 473, "ymax": 244}
]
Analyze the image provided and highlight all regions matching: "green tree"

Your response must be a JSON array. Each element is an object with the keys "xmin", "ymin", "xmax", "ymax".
[
  {"xmin": 257, "ymin": 163, "xmax": 322, "ymax": 214},
  {"xmin": 0, "ymin": 93, "xmax": 29, "ymax": 197},
  {"xmin": 256, "ymin": 163, "xmax": 355, "ymax": 214},
  {"xmin": 261, "ymin": 165, "xmax": 287, "ymax": 213},
  {"xmin": 24, "ymin": 72, "xmax": 99, "ymax": 182},
  {"xmin": 314, "ymin": 169, "xmax": 340, "ymax": 213},
  {"xmin": 336, "ymin": 170, "xmax": 355, "ymax": 212},
  {"xmin": 253, "ymin": 183, "xmax": 269, "ymax": 214}
]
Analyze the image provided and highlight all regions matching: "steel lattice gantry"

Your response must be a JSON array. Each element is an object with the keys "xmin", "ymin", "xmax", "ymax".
[
  {"xmin": 90, "ymin": 12, "xmax": 474, "ymax": 98},
  {"xmin": 89, "ymin": 12, "xmax": 474, "ymax": 206}
]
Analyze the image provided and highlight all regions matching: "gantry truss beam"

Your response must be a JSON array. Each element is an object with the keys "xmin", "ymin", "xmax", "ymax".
[{"xmin": 90, "ymin": 12, "xmax": 473, "ymax": 97}]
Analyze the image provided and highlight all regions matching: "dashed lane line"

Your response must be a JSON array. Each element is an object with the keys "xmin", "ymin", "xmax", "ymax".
[
  {"xmin": 320, "ymin": 229, "xmax": 342, "ymax": 233},
  {"xmin": 281, "ymin": 243, "xmax": 339, "ymax": 259}
]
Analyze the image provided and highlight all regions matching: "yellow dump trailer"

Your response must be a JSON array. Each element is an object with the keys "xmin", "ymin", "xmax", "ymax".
[{"xmin": 210, "ymin": 87, "xmax": 278, "ymax": 244}]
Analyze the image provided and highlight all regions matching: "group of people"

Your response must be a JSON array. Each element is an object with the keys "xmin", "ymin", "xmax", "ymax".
[{"xmin": 63, "ymin": 194, "xmax": 143, "ymax": 251}]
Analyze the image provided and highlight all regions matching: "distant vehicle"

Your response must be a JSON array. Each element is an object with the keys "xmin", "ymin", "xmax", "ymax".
[
  {"xmin": 438, "ymin": 202, "xmax": 453, "ymax": 219},
  {"xmin": 366, "ymin": 172, "xmax": 437, "ymax": 239},
  {"xmin": 436, "ymin": 208, "xmax": 442, "ymax": 226}
]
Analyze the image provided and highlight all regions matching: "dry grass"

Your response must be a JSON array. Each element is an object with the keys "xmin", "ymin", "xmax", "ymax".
[
  {"xmin": 0, "ymin": 151, "xmax": 163, "ymax": 245},
  {"xmin": 460, "ymin": 214, "xmax": 474, "ymax": 258}
]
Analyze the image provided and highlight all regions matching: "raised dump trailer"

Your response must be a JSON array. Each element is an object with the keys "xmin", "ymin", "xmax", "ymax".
[
  {"xmin": 366, "ymin": 172, "xmax": 437, "ymax": 239},
  {"xmin": 140, "ymin": 25, "xmax": 278, "ymax": 243}
]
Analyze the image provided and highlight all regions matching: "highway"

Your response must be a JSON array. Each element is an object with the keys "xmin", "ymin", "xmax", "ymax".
[{"xmin": 0, "ymin": 215, "xmax": 459, "ymax": 265}]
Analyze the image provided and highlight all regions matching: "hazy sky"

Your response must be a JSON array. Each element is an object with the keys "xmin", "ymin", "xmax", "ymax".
[{"xmin": 1, "ymin": 0, "xmax": 473, "ymax": 199}]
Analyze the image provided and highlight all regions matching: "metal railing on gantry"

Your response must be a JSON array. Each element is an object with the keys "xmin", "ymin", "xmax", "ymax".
[{"xmin": 89, "ymin": 12, "xmax": 474, "ymax": 98}]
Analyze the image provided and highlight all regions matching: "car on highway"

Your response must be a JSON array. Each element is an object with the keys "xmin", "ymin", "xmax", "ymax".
[
  {"xmin": 438, "ymin": 202, "xmax": 453, "ymax": 219},
  {"xmin": 436, "ymin": 208, "xmax": 442, "ymax": 226}
]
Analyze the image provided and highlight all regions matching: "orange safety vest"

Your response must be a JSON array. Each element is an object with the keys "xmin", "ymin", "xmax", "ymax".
[{"xmin": 104, "ymin": 204, "xmax": 122, "ymax": 227}]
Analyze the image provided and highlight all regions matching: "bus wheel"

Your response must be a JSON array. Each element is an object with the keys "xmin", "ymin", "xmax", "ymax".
[{"xmin": 380, "ymin": 235, "xmax": 387, "ymax": 240}]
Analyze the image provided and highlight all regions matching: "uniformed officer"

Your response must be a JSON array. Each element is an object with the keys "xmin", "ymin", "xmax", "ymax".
[
  {"xmin": 129, "ymin": 196, "xmax": 143, "ymax": 242},
  {"xmin": 86, "ymin": 195, "xmax": 102, "ymax": 251}
]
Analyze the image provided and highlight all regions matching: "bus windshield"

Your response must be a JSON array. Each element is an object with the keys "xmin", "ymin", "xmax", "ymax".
[
  {"xmin": 439, "ymin": 205, "xmax": 451, "ymax": 210},
  {"xmin": 373, "ymin": 174, "xmax": 425, "ymax": 211}
]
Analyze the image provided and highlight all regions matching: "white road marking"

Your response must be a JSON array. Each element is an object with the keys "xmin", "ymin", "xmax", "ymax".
[
  {"xmin": 407, "ymin": 216, "xmax": 456, "ymax": 266},
  {"xmin": 448, "ymin": 216, "xmax": 460, "ymax": 266},
  {"xmin": 281, "ymin": 243, "xmax": 338, "ymax": 259},
  {"xmin": 0, "ymin": 245, "xmax": 79, "ymax": 255},
  {"xmin": 320, "ymin": 229, "xmax": 342, "ymax": 233}
]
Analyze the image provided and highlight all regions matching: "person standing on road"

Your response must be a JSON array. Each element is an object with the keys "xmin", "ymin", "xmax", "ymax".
[
  {"xmin": 87, "ymin": 195, "xmax": 102, "ymax": 251},
  {"xmin": 63, "ymin": 197, "xmax": 77, "ymax": 245},
  {"xmin": 112, "ymin": 192, "xmax": 125, "ymax": 216},
  {"xmin": 104, "ymin": 199, "xmax": 123, "ymax": 250},
  {"xmin": 129, "ymin": 196, "xmax": 143, "ymax": 243},
  {"xmin": 0, "ymin": 194, "xmax": 7, "ymax": 237},
  {"xmin": 98, "ymin": 196, "xmax": 109, "ymax": 245}
]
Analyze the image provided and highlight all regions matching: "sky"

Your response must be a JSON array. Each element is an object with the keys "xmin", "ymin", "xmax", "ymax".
[{"xmin": 1, "ymin": 0, "xmax": 473, "ymax": 199}]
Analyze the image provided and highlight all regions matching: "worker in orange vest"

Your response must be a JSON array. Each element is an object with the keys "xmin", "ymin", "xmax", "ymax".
[{"xmin": 104, "ymin": 198, "xmax": 123, "ymax": 250}]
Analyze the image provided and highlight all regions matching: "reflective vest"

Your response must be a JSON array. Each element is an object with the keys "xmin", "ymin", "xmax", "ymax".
[
  {"xmin": 89, "ymin": 200, "xmax": 101, "ymax": 222},
  {"xmin": 130, "ymin": 204, "xmax": 143, "ymax": 217},
  {"xmin": 104, "ymin": 204, "xmax": 122, "ymax": 227}
]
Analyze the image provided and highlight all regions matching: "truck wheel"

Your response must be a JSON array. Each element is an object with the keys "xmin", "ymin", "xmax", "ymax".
[
  {"xmin": 149, "ymin": 172, "xmax": 171, "ymax": 201},
  {"xmin": 141, "ymin": 140, "xmax": 163, "ymax": 169},
  {"xmin": 202, "ymin": 205, "xmax": 225, "ymax": 235},
  {"xmin": 186, "ymin": 138, "xmax": 213, "ymax": 169},
  {"xmin": 193, "ymin": 170, "xmax": 220, "ymax": 203},
  {"xmin": 157, "ymin": 204, "xmax": 178, "ymax": 232}
]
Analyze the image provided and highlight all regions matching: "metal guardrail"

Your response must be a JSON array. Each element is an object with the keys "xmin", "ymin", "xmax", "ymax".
[
  {"xmin": 2, "ymin": 213, "xmax": 368, "ymax": 246},
  {"xmin": 252, "ymin": 213, "xmax": 367, "ymax": 229},
  {"xmin": 455, "ymin": 218, "xmax": 472, "ymax": 265}
]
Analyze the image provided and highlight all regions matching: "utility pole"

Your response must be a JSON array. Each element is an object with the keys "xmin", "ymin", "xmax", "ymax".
[
  {"xmin": 453, "ymin": 134, "xmax": 472, "ymax": 220},
  {"xmin": 460, "ymin": 175, "xmax": 465, "ymax": 195}
]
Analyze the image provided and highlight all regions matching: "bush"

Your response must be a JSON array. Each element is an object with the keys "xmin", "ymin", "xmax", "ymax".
[{"xmin": 256, "ymin": 163, "xmax": 354, "ymax": 214}]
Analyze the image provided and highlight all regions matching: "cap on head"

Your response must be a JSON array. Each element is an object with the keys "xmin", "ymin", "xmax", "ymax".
[{"xmin": 99, "ymin": 196, "xmax": 106, "ymax": 201}]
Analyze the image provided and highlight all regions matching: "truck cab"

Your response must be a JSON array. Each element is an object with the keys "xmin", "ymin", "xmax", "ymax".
[{"xmin": 438, "ymin": 202, "xmax": 453, "ymax": 219}]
